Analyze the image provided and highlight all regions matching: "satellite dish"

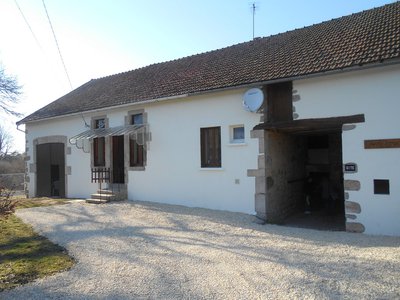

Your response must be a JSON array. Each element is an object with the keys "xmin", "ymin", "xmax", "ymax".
[{"xmin": 242, "ymin": 88, "xmax": 264, "ymax": 112}]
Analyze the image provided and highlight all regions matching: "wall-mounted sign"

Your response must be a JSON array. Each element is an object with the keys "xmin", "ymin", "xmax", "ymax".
[
  {"xmin": 364, "ymin": 138, "xmax": 400, "ymax": 149},
  {"xmin": 344, "ymin": 163, "xmax": 358, "ymax": 173}
]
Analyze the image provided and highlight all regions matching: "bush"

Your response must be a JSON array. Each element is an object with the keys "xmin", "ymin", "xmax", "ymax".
[{"xmin": 0, "ymin": 186, "xmax": 17, "ymax": 218}]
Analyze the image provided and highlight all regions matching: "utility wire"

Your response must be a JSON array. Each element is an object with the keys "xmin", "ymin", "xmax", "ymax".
[
  {"xmin": 42, "ymin": 0, "xmax": 73, "ymax": 90},
  {"xmin": 15, "ymin": 0, "xmax": 66, "ymax": 90},
  {"xmin": 14, "ymin": 0, "xmax": 44, "ymax": 52}
]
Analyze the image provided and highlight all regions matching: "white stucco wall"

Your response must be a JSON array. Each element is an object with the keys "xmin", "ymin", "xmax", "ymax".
[
  {"xmin": 25, "ymin": 89, "xmax": 260, "ymax": 214},
  {"xmin": 128, "ymin": 91, "xmax": 260, "ymax": 214},
  {"xmin": 25, "ymin": 117, "xmax": 96, "ymax": 199},
  {"xmin": 293, "ymin": 64, "xmax": 400, "ymax": 236}
]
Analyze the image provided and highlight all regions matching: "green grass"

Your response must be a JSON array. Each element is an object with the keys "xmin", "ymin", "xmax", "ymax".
[
  {"xmin": 14, "ymin": 197, "xmax": 69, "ymax": 209},
  {"xmin": 0, "ymin": 198, "xmax": 75, "ymax": 292}
]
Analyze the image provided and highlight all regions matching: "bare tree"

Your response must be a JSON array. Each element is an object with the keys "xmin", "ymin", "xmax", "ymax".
[
  {"xmin": 0, "ymin": 67, "xmax": 22, "ymax": 117},
  {"xmin": 0, "ymin": 125, "xmax": 13, "ymax": 158}
]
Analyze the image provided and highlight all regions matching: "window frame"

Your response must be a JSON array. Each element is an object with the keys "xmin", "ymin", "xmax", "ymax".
[
  {"xmin": 128, "ymin": 111, "xmax": 146, "ymax": 169},
  {"xmin": 93, "ymin": 137, "xmax": 105, "ymax": 167},
  {"xmin": 200, "ymin": 126, "xmax": 222, "ymax": 168},
  {"xmin": 230, "ymin": 125, "xmax": 245, "ymax": 144},
  {"xmin": 91, "ymin": 116, "xmax": 108, "ymax": 167}
]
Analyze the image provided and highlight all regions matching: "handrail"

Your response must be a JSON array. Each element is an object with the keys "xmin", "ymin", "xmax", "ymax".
[{"xmin": 91, "ymin": 168, "xmax": 110, "ymax": 183}]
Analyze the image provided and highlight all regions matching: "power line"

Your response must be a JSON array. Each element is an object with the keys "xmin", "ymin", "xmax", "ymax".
[
  {"xmin": 42, "ymin": 0, "xmax": 73, "ymax": 90},
  {"xmin": 14, "ymin": 0, "xmax": 67, "ymax": 90},
  {"xmin": 14, "ymin": 0, "xmax": 44, "ymax": 52}
]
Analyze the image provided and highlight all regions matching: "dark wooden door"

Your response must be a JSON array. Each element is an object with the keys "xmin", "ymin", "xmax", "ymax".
[
  {"xmin": 112, "ymin": 136, "xmax": 125, "ymax": 183},
  {"xmin": 36, "ymin": 143, "xmax": 65, "ymax": 197}
]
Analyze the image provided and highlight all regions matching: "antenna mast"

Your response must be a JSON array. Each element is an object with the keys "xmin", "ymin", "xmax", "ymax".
[
  {"xmin": 251, "ymin": 2, "xmax": 259, "ymax": 39},
  {"xmin": 252, "ymin": 2, "xmax": 256, "ymax": 39}
]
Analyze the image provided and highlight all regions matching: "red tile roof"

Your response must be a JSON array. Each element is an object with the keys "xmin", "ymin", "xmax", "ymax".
[{"xmin": 18, "ymin": 2, "xmax": 400, "ymax": 124}]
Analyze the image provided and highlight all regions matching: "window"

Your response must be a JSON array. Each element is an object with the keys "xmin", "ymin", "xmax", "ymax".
[
  {"xmin": 374, "ymin": 179, "xmax": 390, "ymax": 195},
  {"xmin": 230, "ymin": 125, "xmax": 245, "ymax": 143},
  {"xmin": 130, "ymin": 113, "xmax": 144, "ymax": 167},
  {"xmin": 93, "ymin": 137, "xmax": 105, "ymax": 166},
  {"xmin": 95, "ymin": 118, "xmax": 106, "ymax": 129},
  {"xmin": 201, "ymin": 127, "xmax": 221, "ymax": 168},
  {"xmin": 131, "ymin": 114, "xmax": 143, "ymax": 125},
  {"xmin": 93, "ymin": 118, "xmax": 106, "ymax": 166}
]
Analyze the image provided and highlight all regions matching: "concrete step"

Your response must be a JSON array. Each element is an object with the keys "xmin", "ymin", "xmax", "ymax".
[
  {"xmin": 91, "ymin": 193, "xmax": 115, "ymax": 200},
  {"xmin": 97, "ymin": 189, "xmax": 114, "ymax": 195},
  {"xmin": 86, "ymin": 198, "xmax": 109, "ymax": 204}
]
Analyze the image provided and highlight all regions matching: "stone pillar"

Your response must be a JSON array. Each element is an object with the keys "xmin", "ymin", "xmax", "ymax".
[
  {"xmin": 248, "ymin": 128, "xmax": 267, "ymax": 220},
  {"xmin": 342, "ymin": 124, "xmax": 365, "ymax": 233}
]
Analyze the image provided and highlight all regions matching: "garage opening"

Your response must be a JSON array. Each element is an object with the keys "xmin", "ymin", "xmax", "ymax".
[
  {"xmin": 36, "ymin": 143, "xmax": 65, "ymax": 197},
  {"xmin": 285, "ymin": 133, "xmax": 345, "ymax": 231},
  {"xmin": 254, "ymin": 114, "xmax": 365, "ymax": 231},
  {"xmin": 264, "ymin": 131, "xmax": 345, "ymax": 231}
]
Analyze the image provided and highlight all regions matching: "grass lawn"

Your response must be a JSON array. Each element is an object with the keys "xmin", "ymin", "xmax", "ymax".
[{"xmin": 0, "ymin": 197, "xmax": 75, "ymax": 292}]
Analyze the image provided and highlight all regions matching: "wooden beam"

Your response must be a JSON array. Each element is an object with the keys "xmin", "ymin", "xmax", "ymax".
[
  {"xmin": 253, "ymin": 114, "xmax": 365, "ymax": 132},
  {"xmin": 364, "ymin": 139, "xmax": 400, "ymax": 149}
]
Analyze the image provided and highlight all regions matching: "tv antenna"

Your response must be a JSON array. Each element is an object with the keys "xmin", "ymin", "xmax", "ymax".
[{"xmin": 250, "ymin": 2, "xmax": 259, "ymax": 39}]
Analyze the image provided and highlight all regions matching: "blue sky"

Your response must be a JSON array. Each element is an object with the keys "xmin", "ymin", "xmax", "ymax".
[{"xmin": 0, "ymin": 0, "xmax": 396, "ymax": 151}]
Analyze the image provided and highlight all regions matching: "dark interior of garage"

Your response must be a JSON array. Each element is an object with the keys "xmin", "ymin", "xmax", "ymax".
[
  {"xmin": 283, "ymin": 133, "xmax": 346, "ymax": 231},
  {"xmin": 262, "ymin": 130, "xmax": 346, "ymax": 231}
]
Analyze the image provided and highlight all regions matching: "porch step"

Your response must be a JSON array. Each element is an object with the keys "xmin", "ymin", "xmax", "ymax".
[
  {"xmin": 86, "ymin": 185, "xmax": 127, "ymax": 204},
  {"xmin": 86, "ymin": 189, "xmax": 116, "ymax": 204},
  {"xmin": 97, "ymin": 189, "xmax": 114, "ymax": 195},
  {"xmin": 91, "ymin": 193, "xmax": 115, "ymax": 200},
  {"xmin": 86, "ymin": 198, "xmax": 109, "ymax": 204}
]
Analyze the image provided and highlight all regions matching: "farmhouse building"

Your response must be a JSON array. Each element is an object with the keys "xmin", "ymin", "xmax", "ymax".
[{"xmin": 18, "ymin": 3, "xmax": 400, "ymax": 236}]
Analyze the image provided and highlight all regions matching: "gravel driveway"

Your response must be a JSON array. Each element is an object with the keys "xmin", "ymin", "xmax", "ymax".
[{"xmin": 2, "ymin": 201, "xmax": 400, "ymax": 299}]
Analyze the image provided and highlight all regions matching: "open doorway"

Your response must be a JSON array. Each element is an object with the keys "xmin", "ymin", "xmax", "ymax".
[{"xmin": 266, "ymin": 131, "xmax": 345, "ymax": 231}]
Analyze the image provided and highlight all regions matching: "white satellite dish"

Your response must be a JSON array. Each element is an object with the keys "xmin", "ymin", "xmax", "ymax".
[{"xmin": 242, "ymin": 88, "xmax": 264, "ymax": 112}]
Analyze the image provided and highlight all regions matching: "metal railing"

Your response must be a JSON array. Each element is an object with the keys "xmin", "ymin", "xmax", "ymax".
[{"xmin": 91, "ymin": 168, "xmax": 110, "ymax": 183}]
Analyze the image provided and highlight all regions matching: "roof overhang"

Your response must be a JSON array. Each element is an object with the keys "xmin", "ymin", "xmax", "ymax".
[
  {"xmin": 16, "ymin": 59, "xmax": 400, "ymax": 127},
  {"xmin": 253, "ymin": 114, "xmax": 365, "ymax": 135}
]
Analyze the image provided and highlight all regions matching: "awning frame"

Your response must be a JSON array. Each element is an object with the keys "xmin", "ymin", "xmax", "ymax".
[{"xmin": 69, "ymin": 124, "xmax": 150, "ymax": 153}]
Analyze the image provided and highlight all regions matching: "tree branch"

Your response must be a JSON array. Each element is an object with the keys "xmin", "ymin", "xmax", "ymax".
[{"xmin": 0, "ymin": 68, "xmax": 22, "ymax": 117}]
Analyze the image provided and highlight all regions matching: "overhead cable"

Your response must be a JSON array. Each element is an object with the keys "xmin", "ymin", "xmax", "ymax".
[
  {"xmin": 42, "ymin": 0, "xmax": 73, "ymax": 90},
  {"xmin": 14, "ymin": 0, "xmax": 44, "ymax": 52}
]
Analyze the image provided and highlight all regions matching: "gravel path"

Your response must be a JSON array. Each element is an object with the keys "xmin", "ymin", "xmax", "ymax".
[{"xmin": 2, "ymin": 201, "xmax": 400, "ymax": 299}]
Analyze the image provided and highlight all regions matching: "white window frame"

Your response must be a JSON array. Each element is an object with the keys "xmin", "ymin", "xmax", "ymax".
[{"xmin": 229, "ymin": 125, "xmax": 245, "ymax": 144}]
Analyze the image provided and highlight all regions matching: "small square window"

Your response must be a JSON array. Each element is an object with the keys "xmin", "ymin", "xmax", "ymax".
[
  {"xmin": 131, "ymin": 114, "xmax": 143, "ymax": 125},
  {"xmin": 230, "ymin": 125, "xmax": 245, "ymax": 143},
  {"xmin": 95, "ymin": 118, "xmax": 105, "ymax": 129},
  {"xmin": 374, "ymin": 179, "xmax": 390, "ymax": 195}
]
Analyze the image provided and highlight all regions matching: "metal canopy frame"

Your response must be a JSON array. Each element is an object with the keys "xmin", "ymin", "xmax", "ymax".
[{"xmin": 69, "ymin": 124, "xmax": 150, "ymax": 152}]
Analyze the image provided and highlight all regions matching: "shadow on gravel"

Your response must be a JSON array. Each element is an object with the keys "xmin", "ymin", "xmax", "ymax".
[
  {"xmin": 129, "ymin": 200, "xmax": 400, "ymax": 248},
  {"xmin": 8, "ymin": 201, "xmax": 399, "ymax": 299}
]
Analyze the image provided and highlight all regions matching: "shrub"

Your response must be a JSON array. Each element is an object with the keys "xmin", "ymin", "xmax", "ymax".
[{"xmin": 0, "ymin": 186, "xmax": 17, "ymax": 218}]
